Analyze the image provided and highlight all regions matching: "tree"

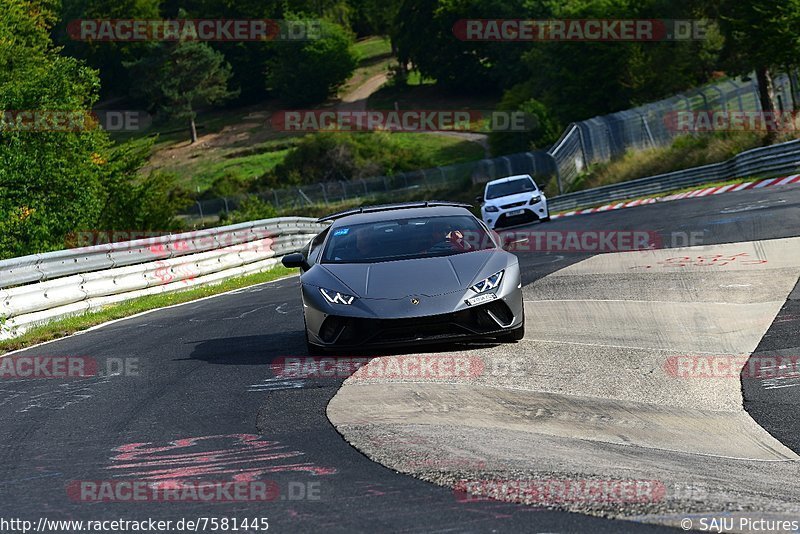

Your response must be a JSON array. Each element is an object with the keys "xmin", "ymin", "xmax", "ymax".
[
  {"xmin": 519, "ymin": 0, "xmax": 721, "ymax": 123},
  {"xmin": 0, "ymin": 0, "xmax": 187, "ymax": 259},
  {"xmin": 712, "ymin": 0, "xmax": 800, "ymax": 116},
  {"xmin": 128, "ymin": 39, "xmax": 238, "ymax": 143},
  {"xmin": 488, "ymin": 83, "xmax": 560, "ymax": 156},
  {"xmin": 55, "ymin": 0, "xmax": 161, "ymax": 97},
  {"xmin": 0, "ymin": 0, "xmax": 107, "ymax": 258},
  {"xmin": 265, "ymin": 19, "xmax": 357, "ymax": 106},
  {"xmin": 393, "ymin": 0, "xmax": 533, "ymax": 94}
]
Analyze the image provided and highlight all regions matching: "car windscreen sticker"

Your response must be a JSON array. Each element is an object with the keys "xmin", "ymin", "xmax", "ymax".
[{"xmin": 333, "ymin": 228, "xmax": 350, "ymax": 236}]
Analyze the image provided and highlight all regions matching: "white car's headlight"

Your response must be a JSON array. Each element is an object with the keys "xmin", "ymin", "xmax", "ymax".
[
  {"xmin": 320, "ymin": 288, "xmax": 356, "ymax": 305},
  {"xmin": 529, "ymin": 195, "xmax": 541, "ymax": 205},
  {"xmin": 485, "ymin": 205, "xmax": 499, "ymax": 213},
  {"xmin": 470, "ymin": 270, "xmax": 504, "ymax": 293}
]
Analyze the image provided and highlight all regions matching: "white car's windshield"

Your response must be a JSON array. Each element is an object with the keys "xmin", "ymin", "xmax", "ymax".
[{"xmin": 486, "ymin": 178, "xmax": 536, "ymax": 199}]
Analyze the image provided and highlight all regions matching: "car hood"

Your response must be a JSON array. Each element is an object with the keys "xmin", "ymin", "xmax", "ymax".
[
  {"xmin": 307, "ymin": 251, "xmax": 504, "ymax": 299},
  {"xmin": 485, "ymin": 191, "xmax": 537, "ymax": 206}
]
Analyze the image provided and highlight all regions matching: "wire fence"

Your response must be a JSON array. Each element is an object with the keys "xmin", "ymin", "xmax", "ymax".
[
  {"xmin": 548, "ymin": 74, "xmax": 797, "ymax": 192},
  {"xmin": 184, "ymin": 150, "xmax": 558, "ymax": 221},
  {"xmin": 184, "ymin": 73, "xmax": 797, "ymax": 222}
]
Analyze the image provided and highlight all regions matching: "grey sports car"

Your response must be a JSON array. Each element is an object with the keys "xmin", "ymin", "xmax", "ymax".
[{"xmin": 282, "ymin": 202, "xmax": 524, "ymax": 354}]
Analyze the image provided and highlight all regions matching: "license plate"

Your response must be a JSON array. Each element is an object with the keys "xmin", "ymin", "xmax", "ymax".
[
  {"xmin": 466, "ymin": 293, "xmax": 498, "ymax": 306},
  {"xmin": 507, "ymin": 209, "xmax": 525, "ymax": 217}
]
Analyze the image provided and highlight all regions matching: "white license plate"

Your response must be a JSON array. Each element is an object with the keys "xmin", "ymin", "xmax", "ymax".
[
  {"xmin": 507, "ymin": 209, "xmax": 525, "ymax": 217},
  {"xmin": 466, "ymin": 293, "xmax": 498, "ymax": 306}
]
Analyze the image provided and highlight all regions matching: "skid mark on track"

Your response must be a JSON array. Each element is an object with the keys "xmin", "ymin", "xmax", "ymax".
[
  {"xmin": 0, "ymin": 375, "xmax": 112, "ymax": 413},
  {"xmin": 104, "ymin": 434, "xmax": 337, "ymax": 487},
  {"xmin": 248, "ymin": 378, "xmax": 306, "ymax": 392}
]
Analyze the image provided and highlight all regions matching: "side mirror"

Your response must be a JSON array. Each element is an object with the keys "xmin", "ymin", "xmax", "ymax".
[
  {"xmin": 474, "ymin": 195, "xmax": 484, "ymax": 204},
  {"xmin": 282, "ymin": 252, "xmax": 310, "ymax": 271}
]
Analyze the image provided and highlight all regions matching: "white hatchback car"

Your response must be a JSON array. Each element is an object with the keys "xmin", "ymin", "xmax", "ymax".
[{"xmin": 478, "ymin": 174, "xmax": 549, "ymax": 230}]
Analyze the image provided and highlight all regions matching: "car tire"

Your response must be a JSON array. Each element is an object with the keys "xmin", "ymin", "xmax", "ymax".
[{"xmin": 498, "ymin": 323, "xmax": 525, "ymax": 343}]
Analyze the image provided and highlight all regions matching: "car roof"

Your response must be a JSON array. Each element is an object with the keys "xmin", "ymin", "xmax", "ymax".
[
  {"xmin": 485, "ymin": 174, "xmax": 534, "ymax": 186},
  {"xmin": 326, "ymin": 205, "xmax": 476, "ymax": 227}
]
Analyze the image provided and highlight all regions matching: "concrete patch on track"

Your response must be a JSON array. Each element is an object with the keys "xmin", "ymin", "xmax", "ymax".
[{"xmin": 328, "ymin": 237, "xmax": 800, "ymax": 527}]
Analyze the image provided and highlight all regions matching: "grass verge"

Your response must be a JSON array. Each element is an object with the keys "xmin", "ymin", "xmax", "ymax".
[
  {"xmin": 570, "ymin": 132, "xmax": 767, "ymax": 192},
  {"xmin": 0, "ymin": 266, "xmax": 296, "ymax": 355}
]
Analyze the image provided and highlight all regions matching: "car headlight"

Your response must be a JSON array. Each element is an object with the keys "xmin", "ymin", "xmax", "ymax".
[
  {"xmin": 529, "ymin": 195, "xmax": 541, "ymax": 205},
  {"xmin": 320, "ymin": 288, "xmax": 356, "ymax": 305},
  {"xmin": 485, "ymin": 205, "xmax": 499, "ymax": 213},
  {"xmin": 470, "ymin": 270, "xmax": 504, "ymax": 293}
]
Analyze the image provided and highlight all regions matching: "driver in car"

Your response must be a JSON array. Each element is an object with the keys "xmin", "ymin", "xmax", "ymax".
[{"xmin": 426, "ymin": 220, "xmax": 471, "ymax": 253}]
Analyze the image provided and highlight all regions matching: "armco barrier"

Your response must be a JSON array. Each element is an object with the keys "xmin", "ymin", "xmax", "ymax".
[
  {"xmin": 0, "ymin": 217, "xmax": 328, "ymax": 340},
  {"xmin": 548, "ymin": 138, "xmax": 800, "ymax": 212}
]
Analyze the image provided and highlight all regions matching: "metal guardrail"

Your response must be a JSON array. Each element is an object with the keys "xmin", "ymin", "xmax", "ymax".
[
  {"xmin": 0, "ymin": 217, "xmax": 328, "ymax": 340},
  {"xmin": 548, "ymin": 138, "xmax": 800, "ymax": 212},
  {"xmin": 548, "ymin": 74, "xmax": 797, "ymax": 192}
]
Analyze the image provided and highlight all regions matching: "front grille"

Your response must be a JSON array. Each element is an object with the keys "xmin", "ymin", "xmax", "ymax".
[
  {"xmin": 496, "ymin": 210, "xmax": 538, "ymax": 228},
  {"xmin": 500, "ymin": 201, "xmax": 527, "ymax": 209},
  {"xmin": 320, "ymin": 300, "xmax": 516, "ymax": 346}
]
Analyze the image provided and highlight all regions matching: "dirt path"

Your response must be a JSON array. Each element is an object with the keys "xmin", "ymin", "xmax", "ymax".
[{"xmin": 339, "ymin": 73, "xmax": 389, "ymax": 111}]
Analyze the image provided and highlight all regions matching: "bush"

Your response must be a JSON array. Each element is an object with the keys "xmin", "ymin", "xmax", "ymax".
[
  {"xmin": 254, "ymin": 132, "xmax": 438, "ymax": 188},
  {"xmin": 222, "ymin": 196, "xmax": 278, "ymax": 224}
]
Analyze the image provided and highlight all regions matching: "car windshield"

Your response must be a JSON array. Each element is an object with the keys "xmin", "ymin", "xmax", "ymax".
[
  {"xmin": 322, "ymin": 215, "xmax": 495, "ymax": 264},
  {"xmin": 486, "ymin": 178, "xmax": 536, "ymax": 199}
]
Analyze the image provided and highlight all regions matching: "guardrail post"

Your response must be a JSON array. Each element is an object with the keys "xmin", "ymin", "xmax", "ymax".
[{"xmin": 554, "ymin": 166, "xmax": 564, "ymax": 195}]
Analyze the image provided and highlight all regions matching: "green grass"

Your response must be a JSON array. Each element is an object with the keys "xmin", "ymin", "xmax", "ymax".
[
  {"xmin": 190, "ymin": 148, "xmax": 291, "ymax": 191},
  {"xmin": 0, "ymin": 266, "xmax": 296, "ymax": 355},
  {"xmin": 570, "ymin": 132, "xmax": 767, "ymax": 193},
  {"xmin": 353, "ymin": 36, "xmax": 392, "ymax": 64},
  {"xmin": 390, "ymin": 133, "xmax": 485, "ymax": 165}
]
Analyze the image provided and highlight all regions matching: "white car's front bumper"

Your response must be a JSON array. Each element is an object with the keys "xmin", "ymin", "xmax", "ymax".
[{"xmin": 482, "ymin": 198, "xmax": 549, "ymax": 230}]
